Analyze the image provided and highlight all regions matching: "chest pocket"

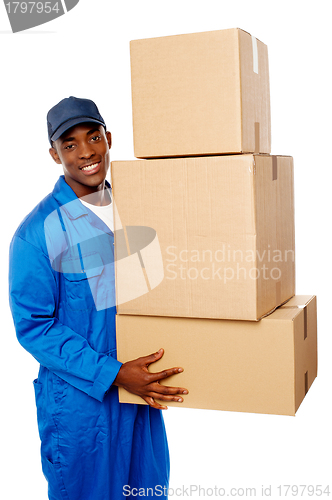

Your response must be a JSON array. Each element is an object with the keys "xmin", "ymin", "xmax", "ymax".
[{"xmin": 63, "ymin": 252, "xmax": 104, "ymax": 311}]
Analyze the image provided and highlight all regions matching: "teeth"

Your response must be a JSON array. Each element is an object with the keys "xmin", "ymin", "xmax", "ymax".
[{"xmin": 82, "ymin": 163, "xmax": 98, "ymax": 171}]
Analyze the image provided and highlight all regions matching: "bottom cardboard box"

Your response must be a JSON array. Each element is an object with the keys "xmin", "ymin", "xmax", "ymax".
[{"xmin": 116, "ymin": 295, "xmax": 317, "ymax": 416}]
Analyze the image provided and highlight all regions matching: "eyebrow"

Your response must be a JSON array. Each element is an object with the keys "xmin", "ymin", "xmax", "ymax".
[{"xmin": 61, "ymin": 128, "xmax": 101, "ymax": 144}]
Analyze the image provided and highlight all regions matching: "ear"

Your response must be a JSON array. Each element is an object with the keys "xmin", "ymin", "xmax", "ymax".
[
  {"xmin": 49, "ymin": 147, "xmax": 62, "ymax": 165},
  {"xmin": 106, "ymin": 131, "xmax": 112, "ymax": 149}
]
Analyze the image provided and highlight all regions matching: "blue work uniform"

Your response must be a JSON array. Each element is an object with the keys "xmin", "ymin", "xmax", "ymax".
[{"xmin": 8, "ymin": 175, "xmax": 170, "ymax": 500}]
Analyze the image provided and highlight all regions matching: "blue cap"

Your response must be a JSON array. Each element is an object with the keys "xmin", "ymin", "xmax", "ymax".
[{"xmin": 47, "ymin": 96, "xmax": 106, "ymax": 145}]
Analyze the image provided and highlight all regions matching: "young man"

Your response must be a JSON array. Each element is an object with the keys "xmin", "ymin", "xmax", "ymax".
[{"xmin": 9, "ymin": 97, "xmax": 188, "ymax": 500}]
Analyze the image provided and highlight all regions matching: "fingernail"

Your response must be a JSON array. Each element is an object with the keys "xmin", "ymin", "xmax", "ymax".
[
  {"xmin": 178, "ymin": 368, "xmax": 183, "ymax": 373},
  {"xmin": 177, "ymin": 398, "xmax": 183, "ymax": 402},
  {"xmin": 183, "ymin": 390, "xmax": 188, "ymax": 394}
]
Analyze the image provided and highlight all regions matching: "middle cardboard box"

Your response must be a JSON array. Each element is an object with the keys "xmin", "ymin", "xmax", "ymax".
[{"xmin": 112, "ymin": 153, "xmax": 295, "ymax": 321}]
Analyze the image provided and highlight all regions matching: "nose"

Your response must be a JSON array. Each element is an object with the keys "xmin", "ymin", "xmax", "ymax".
[{"xmin": 78, "ymin": 141, "xmax": 95, "ymax": 159}]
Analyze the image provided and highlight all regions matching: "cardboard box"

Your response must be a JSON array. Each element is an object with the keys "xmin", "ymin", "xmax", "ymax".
[
  {"xmin": 130, "ymin": 28, "xmax": 271, "ymax": 158},
  {"xmin": 117, "ymin": 296, "xmax": 317, "ymax": 416},
  {"xmin": 112, "ymin": 154, "xmax": 295, "ymax": 321}
]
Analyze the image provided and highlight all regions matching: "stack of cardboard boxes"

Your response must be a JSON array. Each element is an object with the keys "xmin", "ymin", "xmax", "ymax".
[{"xmin": 111, "ymin": 28, "xmax": 317, "ymax": 416}]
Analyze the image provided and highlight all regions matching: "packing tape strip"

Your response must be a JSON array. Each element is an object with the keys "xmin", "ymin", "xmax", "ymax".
[
  {"xmin": 304, "ymin": 307, "xmax": 308, "ymax": 340},
  {"xmin": 252, "ymin": 36, "xmax": 259, "ymax": 74},
  {"xmin": 272, "ymin": 156, "xmax": 278, "ymax": 181},
  {"xmin": 305, "ymin": 371, "xmax": 309, "ymax": 394},
  {"xmin": 254, "ymin": 122, "xmax": 260, "ymax": 153},
  {"xmin": 142, "ymin": 267, "xmax": 152, "ymax": 292},
  {"xmin": 123, "ymin": 226, "xmax": 131, "ymax": 256},
  {"xmin": 281, "ymin": 304, "xmax": 308, "ymax": 340},
  {"xmin": 275, "ymin": 280, "xmax": 281, "ymax": 307}
]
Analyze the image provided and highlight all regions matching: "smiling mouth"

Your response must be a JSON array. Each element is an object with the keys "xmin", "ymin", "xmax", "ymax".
[{"xmin": 81, "ymin": 162, "xmax": 100, "ymax": 171}]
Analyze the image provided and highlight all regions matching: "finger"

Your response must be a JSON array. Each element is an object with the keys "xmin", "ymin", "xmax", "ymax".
[
  {"xmin": 136, "ymin": 349, "xmax": 164, "ymax": 366},
  {"xmin": 148, "ymin": 383, "xmax": 189, "ymax": 396},
  {"xmin": 148, "ymin": 392, "xmax": 186, "ymax": 403},
  {"xmin": 143, "ymin": 396, "xmax": 168, "ymax": 410},
  {"xmin": 148, "ymin": 367, "xmax": 184, "ymax": 382}
]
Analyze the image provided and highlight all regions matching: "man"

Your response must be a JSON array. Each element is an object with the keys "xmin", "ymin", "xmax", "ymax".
[{"xmin": 9, "ymin": 97, "xmax": 188, "ymax": 500}]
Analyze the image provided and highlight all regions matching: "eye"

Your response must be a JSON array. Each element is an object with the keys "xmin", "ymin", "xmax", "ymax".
[
  {"xmin": 91, "ymin": 135, "xmax": 101, "ymax": 142},
  {"xmin": 64, "ymin": 144, "xmax": 75, "ymax": 150}
]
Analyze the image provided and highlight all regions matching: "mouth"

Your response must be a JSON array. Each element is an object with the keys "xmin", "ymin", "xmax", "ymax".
[{"xmin": 80, "ymin": 162, "xmax": 101, "ymax": 175}]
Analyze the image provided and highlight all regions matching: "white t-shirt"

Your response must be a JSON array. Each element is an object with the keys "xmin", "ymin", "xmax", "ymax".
[{"xmin": 80, "ymin": 198, "xmax": 114, "ymax": 232}]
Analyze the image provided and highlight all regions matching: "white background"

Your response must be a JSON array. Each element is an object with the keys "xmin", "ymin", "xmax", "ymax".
[{"xmin": 1, "ymin": 1, "xmax": 331, "ymax": 498}]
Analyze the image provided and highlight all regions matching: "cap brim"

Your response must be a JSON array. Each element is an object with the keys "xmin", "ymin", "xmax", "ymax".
[{"xmin": 51, "ymin": 116, "xmax": 106, "ymax": 143}]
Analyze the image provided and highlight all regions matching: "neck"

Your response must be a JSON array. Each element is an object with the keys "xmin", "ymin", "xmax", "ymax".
[
  {"xmin": 83, "ymin": 186, "xmax": 111, "ymax": 207},
  {"xmin": 64, "ymin": 176, "xmax": 110, "ymax": 206}
]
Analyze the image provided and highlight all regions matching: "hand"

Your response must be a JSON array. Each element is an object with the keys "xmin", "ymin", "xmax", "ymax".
[{"xmin": 113, "ymin": 348, "xmax": 188, "ymax": 410}]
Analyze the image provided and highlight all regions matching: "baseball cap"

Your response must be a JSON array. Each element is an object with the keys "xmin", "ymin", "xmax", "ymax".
[{"xmin": 47, "ymin": 96, "xmax": 106, "ymax": 145}]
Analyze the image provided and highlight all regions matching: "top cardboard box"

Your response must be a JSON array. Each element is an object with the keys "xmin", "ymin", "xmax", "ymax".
[{"xmin": 130, "ymin": 28, "xmax": 271, "ymax": 158}]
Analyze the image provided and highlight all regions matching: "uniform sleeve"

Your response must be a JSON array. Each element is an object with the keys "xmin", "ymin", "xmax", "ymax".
[{"xmin": 8, "ymin": 235, "xmax": 122, "ymax": 402}]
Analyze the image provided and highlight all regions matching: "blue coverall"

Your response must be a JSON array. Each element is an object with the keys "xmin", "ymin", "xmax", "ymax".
[{"xmin": 9, "ymin": 175, "xmax": 170, "ymax": 500}]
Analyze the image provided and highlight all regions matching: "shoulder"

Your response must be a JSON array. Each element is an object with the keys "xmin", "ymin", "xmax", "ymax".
[{"xmin": 11, "ymin": 192, "xmax": 59, "ymax": 255}]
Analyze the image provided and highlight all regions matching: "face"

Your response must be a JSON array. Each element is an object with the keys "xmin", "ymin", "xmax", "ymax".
[{"xmin": 49, "ymin": 123, "xmax": 112, "ymax": 198}]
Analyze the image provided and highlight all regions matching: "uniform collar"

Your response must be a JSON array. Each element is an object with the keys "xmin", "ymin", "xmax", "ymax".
[{"xmin": 52, "ymin": 175, "xmax": 112, "ymax": 220}]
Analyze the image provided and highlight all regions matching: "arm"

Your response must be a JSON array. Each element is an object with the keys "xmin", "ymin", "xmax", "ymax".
[
  {"xmin": 113, "ymin": 348, "xmax": 188, "ymax": 410},
  {"xmin": 9, "ymin": 235, "xmax": 122, "ymax": 402}
]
